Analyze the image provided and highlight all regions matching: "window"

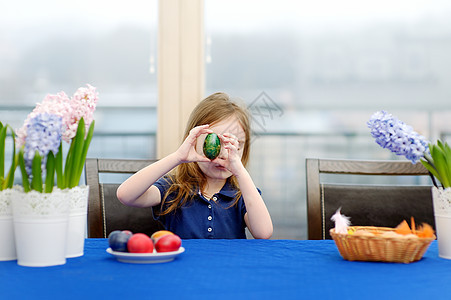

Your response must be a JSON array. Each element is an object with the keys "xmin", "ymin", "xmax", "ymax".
[
  {"xmin": 205, "ymin": 0, "xmax": 451, "ymax": 238},
  {"xmin": 0, "ymin": 0, "xmax": 158, "ymax": 159}
]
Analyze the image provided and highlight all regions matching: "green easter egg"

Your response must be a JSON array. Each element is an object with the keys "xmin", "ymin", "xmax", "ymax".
[{"xmin": 203, "ymin": 133, "xmax": 221, "ymax": 159}]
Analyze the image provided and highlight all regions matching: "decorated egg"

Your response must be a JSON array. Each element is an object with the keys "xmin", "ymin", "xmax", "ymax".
[
  {"xmin": 155, "ymin": 234, "xmax": 182, "ymax": 253},
  {"xmin": 108, "ymin": 230, "xmax": 132, "ymax": 252},
  {"xmin": 151, "ymin": 230, "xmax": 182, "ymax": 252},
  {"xmin": 203, "ymin": 133, "xmax": 221, "ymax": 159},
  {"xmin": 127, "ymin": 233, "xmax": 154, "ymax": 253},
  {"xmin": 150, "ymin": 230, "xmax": 174, "ymax": 244}
]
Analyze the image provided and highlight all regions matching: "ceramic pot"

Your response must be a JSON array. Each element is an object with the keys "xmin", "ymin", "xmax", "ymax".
[
  {"xmin": 0, "ymin": 188, "xmax": 16, "ymax": 261},
  {"xmin": 66, "ymin": 185, "xmax": 89, "ymax": 258},
  {"xmin": 11, "ymin": 188, "xmax": 69, "ymax": 267},
  {"xmin": 432, "ymin": 187, "xmax": 451, "ymax": 259}
]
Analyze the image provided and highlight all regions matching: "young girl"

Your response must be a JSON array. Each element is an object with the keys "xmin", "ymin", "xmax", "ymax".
[{"xmin": 116, "ymin": 92, "xmax": 273, "ymax": 239}]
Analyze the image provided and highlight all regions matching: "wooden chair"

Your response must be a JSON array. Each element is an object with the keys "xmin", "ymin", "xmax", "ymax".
[
  {"xmin": 84, "ymin": 158, "xmax": 164, "ymax": 238},
  {"xmin": 306, "ymin": 158, "xmax": 435, "ymax": 240}
]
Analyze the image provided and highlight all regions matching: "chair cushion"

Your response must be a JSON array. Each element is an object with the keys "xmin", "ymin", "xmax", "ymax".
[
  {"xmin": 322, "ymin": 184, "xmax": 435, "ymax": 239},
  {"xmin": 101, "ymin": 184, "xmax": 164, "ymax": 238}
]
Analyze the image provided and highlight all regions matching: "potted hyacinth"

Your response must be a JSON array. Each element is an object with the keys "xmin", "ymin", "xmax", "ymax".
[
  {"xmin": 368, "ymin": 110, "xmax": 451, "ymax": 259},
  {"xmin": 11, "ymin": 84, "xmax": 98, "ymax": 267},
  {"xmin": 16, "ymin": 85, "xmax": 97, "ymax": 192},
  {"xmin": 0, "ymin": 122, "xmax": 18, "ymax": 261}
]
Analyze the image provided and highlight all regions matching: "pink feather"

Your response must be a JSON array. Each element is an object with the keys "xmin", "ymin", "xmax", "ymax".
[{"xmin": 331, "ymin": 208, "xmax": 351, "ymax": 234}]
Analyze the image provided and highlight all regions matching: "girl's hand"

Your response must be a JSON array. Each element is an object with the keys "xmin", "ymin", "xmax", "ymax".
[
  {"xmin": 214, "ymin": 132, "xmax": 245, "ymax": 176},
  {"xmin": 175, "ymin": 124, "xmax": 212, "ymax": 163}
]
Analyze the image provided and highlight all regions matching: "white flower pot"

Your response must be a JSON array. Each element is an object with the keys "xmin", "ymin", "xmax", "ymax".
[
  {"xmin": 66, "ymin": 185, "xmax": 89, "ymax": 258},
  {"xmin": 11, "ymin": 188, "xmax": 69, "ymax": 267},
  {"xmin": 0, "ymin": 188, "xmax": 16, "ymax": 261},
  {"xmin": 432, "ymin": 187, "xmax": 451, "ymax": 259}
]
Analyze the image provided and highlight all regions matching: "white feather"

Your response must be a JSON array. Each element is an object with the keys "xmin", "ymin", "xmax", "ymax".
[{"xmin": 331, "ymin": 208, "xmax": 351, "ymax": 234}]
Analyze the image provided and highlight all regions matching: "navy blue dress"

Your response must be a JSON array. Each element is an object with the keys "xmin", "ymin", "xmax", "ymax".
[{"xmin": 153, "ymin": 177, "xmax": 249, "ymax": 239}]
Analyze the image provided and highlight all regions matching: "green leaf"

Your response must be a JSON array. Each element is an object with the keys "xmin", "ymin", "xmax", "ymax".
[
  {"xmin": 0, "ymin": 125, "xmax": 6, "ymax": 189},
  {"xmin": 68, "ymin": 118, "xmax": 86, "ymax": 188},
  {"xmin": 5, "ymin": 152, "xmax": 18, "ymax": 189},
  {"xmin": 443, "ymin": 142, "xmax": 451, "ymax": 187},
  {"xmin": 434, "ymin": 140, "xmax": 451, "ymax": 186},
  {"xmin": 430, "ymin": 144, "xmax": 450, "ymax": 188},
  {"xmin": 0, "ymin": 125, "xmax": 7, "ymax": 181},
  {"xmin": 45, "ymin": 151, "xmax": 55, "ymax": 193},
  {"xmin": 445, "ymin": 142, "xmax": 451, "ymax": 153},
  {"xmin": 3, "ymin": 126, "xmax": 17, "ymax": 189},
  {"xmin": 437, "ymin": 139, "xmax": 446, "ymax": 151},
  {"xmin": 423, "ymin": 147, "xmax": 444, "ymax": 187},
  {"xmin": 64, "ymin": 137, "xmax": 76, "ymax": 187},
  {"xmin": 0, "ymin": 125, "xmax": 18, "ymax": 190},
  {"xmin": 57, "ymin": 118, "xmax": 96, "ymax": 189},
  {"xmin": 18, "ymin": 149, "xmax": 30, "ymax": 192},
  {"xmin": 421, "ymin": 159, "xmax": 442, "ymax": 186},
  {"xmin": 31, "ymin": 151, "xmax": 43, "ymax": 193},
  {"xmin": 55, "ymin": 143, "xmax": 64, "ymax": 189},
  {"xmin": 74, "ymin": 120, "xmax": 95, "ymax": 187}
]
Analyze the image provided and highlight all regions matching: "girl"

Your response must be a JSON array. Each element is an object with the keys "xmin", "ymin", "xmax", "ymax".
[{"xmin": 116, "ymin": 92, "xmax": 273, "ymax": 239}]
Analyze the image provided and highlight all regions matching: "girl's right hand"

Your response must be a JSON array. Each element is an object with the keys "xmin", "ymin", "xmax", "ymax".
[{"xmin": 175, "ymin": 124, "xmax": 213, "ymax": 164}]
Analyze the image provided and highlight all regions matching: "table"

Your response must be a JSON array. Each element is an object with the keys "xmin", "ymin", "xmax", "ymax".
[{"xmin": 1, "ymin": 239, "xmax": 450, "ymax": 299}]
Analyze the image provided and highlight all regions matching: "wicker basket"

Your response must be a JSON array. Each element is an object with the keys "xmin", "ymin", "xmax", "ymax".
[{"xmin": 330, "ymin": 226, "xmax": 436, "ymax": 263}]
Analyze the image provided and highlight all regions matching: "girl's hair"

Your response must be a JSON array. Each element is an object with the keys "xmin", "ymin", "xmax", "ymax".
[{"xmin": 160, "ymin": 92, "xmax": 251, "ymax": 215}]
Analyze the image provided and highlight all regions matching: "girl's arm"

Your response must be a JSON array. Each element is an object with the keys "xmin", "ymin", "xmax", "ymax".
[
  {"xmin": 116, "ymin": 153, "xmax": 181, "ymax": 207},
  {"xmin": 218, "ymin": 133, "xmax": 273, "ymax": 239},
  {"xmin": 116, "ymin": 125, "xmax": 212, "ymax": 207},
  {"xmin": 237, "ymin": 167, "xmax": 273, "ymax": 239}
]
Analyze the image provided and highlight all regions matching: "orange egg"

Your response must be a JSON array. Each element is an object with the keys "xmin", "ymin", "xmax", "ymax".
[{"xmin": 151, "ymin": 230, "xmax": 174, "ymax": 244}]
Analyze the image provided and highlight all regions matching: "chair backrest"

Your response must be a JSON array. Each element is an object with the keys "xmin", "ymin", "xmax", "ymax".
[
  {"xmin": 306, "ymin": 158, "xmax": 435, "ymax": 240},
  {"xmin": 85, "ymin": 158, "xmax": 165, "ymax": 238}
]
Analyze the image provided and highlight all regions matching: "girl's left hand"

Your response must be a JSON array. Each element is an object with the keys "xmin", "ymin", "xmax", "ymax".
[{"xmin": 214, "ymin": 133, "xmax": 245, "ymax": 176}]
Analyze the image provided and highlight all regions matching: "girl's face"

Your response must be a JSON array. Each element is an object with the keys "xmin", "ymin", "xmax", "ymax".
[{"xmin": 195, "ymin": 116, "xmax": 246, "ymax": 181}]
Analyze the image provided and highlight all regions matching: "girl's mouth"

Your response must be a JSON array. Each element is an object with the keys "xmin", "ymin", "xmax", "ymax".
[{"xmin": 214, "ymin": 165, "xmax": 227, "ymax": 171}]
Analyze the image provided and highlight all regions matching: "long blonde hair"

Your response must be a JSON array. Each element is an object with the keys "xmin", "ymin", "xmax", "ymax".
[{"xmin": 160, "ymin": 92, "xmax": 251, "ymax": 215}]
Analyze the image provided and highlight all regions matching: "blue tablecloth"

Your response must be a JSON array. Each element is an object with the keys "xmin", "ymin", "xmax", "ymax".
[{"xmin": 0, "ymin": 239, "xmax": 450, "ymax": 299}]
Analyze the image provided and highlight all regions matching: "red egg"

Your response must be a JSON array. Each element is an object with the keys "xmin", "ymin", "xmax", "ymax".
[
  {"xmin": 151, "ymin": 230, "xmax": 174, "ymax": 244},
  {"xmin": 127, "ymin": 233, "xmax": 154, "ymax": 253},
  {"xmin": 155, "ymin": 234, "xmax": 182, "ymax": 253}
]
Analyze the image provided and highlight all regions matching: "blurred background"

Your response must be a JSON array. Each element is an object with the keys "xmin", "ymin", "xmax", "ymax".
[{"xmin": 2, "ymin": 0, "xmax": 451, "ymax": 239}]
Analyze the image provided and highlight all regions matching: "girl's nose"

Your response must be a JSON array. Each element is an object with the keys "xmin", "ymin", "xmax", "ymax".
[{"xmin": 217, "ymin": 142, "xmax": 228, "ymax": 160}]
